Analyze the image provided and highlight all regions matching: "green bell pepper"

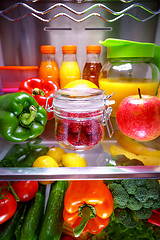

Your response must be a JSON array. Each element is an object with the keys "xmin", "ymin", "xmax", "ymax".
[{"xmin": 0, "ymin": 92, "xmax": 47, "ymax": 142}]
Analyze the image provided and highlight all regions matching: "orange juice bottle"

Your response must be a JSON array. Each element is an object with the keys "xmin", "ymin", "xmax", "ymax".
[
  {"xmin": 39, "ymin": 45, "xmax": 59, "ymax": 86},
  {"xmin": 60, "ymin": 45, "xmax": 81, "ymax": 88}
]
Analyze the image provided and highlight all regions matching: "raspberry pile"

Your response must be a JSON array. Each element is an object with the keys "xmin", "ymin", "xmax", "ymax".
[{"xmin": 55, "ymin": 112, "xmax": 103, "ymax": 149}]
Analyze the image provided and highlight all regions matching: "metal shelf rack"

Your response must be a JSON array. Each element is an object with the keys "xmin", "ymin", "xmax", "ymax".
[{"xmin": 0, "ymin": 1, "xmax": 160, "ymax": 23}]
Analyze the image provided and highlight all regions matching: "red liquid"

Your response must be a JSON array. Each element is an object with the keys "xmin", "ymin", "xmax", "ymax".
[{"xmin": 82, "ymin": 62, "xmax": 102, "ymax": 87}]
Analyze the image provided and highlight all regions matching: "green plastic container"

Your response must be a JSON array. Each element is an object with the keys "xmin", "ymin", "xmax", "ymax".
[{"xmin": 98, "ymin": 38, "xmax": 160, "ymax": 117}]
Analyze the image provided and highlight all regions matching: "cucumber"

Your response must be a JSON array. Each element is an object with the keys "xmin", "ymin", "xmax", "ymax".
[
  {"xmin": 38, "ymin": 181, "xmax": 68, "ymax": 240},
  {"xmin": 17, "ymin": 184, "xmax": 46, "ymax": 240},
  {"xmin": 0, "ymin": 143, "xmax": 49, "ymax": 167},
  {"xmin": 0, "ymin": 202, "xmax": 26, "ymax": 240}
]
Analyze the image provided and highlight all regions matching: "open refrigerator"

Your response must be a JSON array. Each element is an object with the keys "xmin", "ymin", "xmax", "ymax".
[{"xmin": 0, "ymin": 0, "xmax": 160, "ymax": 239}]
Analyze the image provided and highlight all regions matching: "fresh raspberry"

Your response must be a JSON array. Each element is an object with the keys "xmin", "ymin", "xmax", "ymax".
[
  {"xmin": 69, "ymin": 122, "xmax": 81, "ymax": 133},
  {"xmin": 79, "ymin": 132, "xmax": 88, "ymax": 145},
  {"xmin": 85, "ymin": 120, "xmax": 100, "ymax": 135},
  {"xmin": 55, "ymin": 119, "xmax": 68, "ymax": 141},
  {"xmin": 68, "ymin": 132, "xmax": 80, "ymax": 145}
]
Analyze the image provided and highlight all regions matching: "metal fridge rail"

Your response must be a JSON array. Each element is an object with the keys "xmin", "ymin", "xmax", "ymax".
[
  {"xmin": 25, "ymin": 0, "xmax": 134, "ymax": 3},
  {"xmin": 0, "ymin": 2, "xmax": 160, "ymax": 23},
  {"xmin": 0, "ymin": 166, "xmax": 160, "ymax": 181}
]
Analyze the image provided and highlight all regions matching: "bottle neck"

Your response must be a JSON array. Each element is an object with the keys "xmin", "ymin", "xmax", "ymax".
[
  {"xmin": 86, "ymin": 53, "xmax": 101, "ymax": 63},
  {"xmin": 41, "ymin": 53, "xmax": 55, "ymax": 62},
  {"xmin": 63, "ymin": 53, "xmax": 77, "ymax": 62}
]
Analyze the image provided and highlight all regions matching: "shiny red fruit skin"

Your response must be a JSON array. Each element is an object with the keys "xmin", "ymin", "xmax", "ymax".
[
  {"xmin": 12, "ymin": 181, "xmax": 39, "ymax": 202},
  {"xmin": 0, "ymin": 191, "xmax": 17, "ymax": 224},
  {"xmin": 116, "ymin": 95, "xmax": 160, "ymax": 141}
]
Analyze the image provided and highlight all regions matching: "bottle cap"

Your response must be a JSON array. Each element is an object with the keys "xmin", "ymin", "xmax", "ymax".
[
  {"xmin": 62, "ymin": 45, "xmax": 77, "ymax": 54},
  {"xmin": 86, "ymin": 45, "xmax": 101, "ymax": 54},
  {"xmin": 41, "ymin": 45, "xmax": 56, "ymax": 54}
]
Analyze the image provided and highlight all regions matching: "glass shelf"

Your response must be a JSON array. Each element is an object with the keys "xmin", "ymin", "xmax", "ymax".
[
  {"xmin": 0, "ymin": 165, "xmax": 160, "ymax": 181},
  {"xmin": 0, "ymin": 118, "xmax": 160, "ymax": 180}
]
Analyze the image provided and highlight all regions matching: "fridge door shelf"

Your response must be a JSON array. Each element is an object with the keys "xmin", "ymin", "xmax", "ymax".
[{"xmin": 0, "ymin": 1, "xmax": 160, "ymax": 23}]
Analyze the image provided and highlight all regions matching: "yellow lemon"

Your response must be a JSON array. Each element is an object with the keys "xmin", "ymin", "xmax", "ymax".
[
  {"xmin": 62, "ymin": 153, "xmax": 87, "ymax": 167},
  {"xmin": 47, "ymin": 147, "xmax": 66, "ymax": 166},
  {"xmin": 32, "ymin": 155, "xmax": 59, "ymax": 185},
  {"xmin": 64, "ymin": 79, "xmax": 98, "ymax": 89}
]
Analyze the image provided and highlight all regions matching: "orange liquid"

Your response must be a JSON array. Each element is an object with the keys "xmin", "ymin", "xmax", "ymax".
[
  {"xmin": 82, "ymin": 62, "xmax": 102, "ymax": 87},
  {"xmin": 39, "ymin": 61, "xmax": 59, "ymax": 86},
  {"xmin": 60, "ymin": 61, "xmax": 81, "ymax": 88},
  {"xmin": 99, "ymin": 77, "xmax": 159, "ymax": 117}
]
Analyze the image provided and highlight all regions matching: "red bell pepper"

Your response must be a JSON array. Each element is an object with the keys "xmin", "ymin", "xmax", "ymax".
[
  {"xmin": 148, "ymin": 209, "xmax": 160, "ymax": 227},
  {"xmin": 63, "ymin": 180, "xmax": 113, "ymax": 237},
  {"xmin": 19, "ymin": 77, "xmax": 59, "ymax": 120},
  {"xmin": 61, "ymin": 236, "xmax": 74, "ymax": 240}
]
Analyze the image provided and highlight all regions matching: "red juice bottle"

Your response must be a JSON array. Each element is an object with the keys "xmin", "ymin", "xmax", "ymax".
[{"xmin": 82, "ymin": 45, "xmax": 102, "ymax": 87}]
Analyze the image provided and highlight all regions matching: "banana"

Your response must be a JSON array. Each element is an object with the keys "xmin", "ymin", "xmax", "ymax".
[
  {"xmin": 115, "ymin": 130, "xmax": 160, "ymax": 157},
  {"xmin": 110, "ymin": 144, "xmax": 160, "ymax": 166}
]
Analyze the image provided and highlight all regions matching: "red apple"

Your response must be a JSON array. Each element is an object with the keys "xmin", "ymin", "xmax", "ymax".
[{"xmin": 116, "ymin": 91, "xmax": 160, "ymax": 141}]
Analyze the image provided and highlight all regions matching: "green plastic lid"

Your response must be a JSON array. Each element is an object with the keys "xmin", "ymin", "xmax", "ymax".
[
  {"xmin": 99, "ymin": 38, "xmax": 160, "ymax": 71},
  {"xmin": 99, "ymin": 38, "xmax": 157, "ymax": 58}
]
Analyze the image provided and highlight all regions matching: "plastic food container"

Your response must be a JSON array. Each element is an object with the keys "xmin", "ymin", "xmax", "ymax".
[
  {"xmin": 0, "ymin": 66, "xmax": 39, "ymax": 93},
  {"xmin": 46, "ymin": 88, "xmax": 114, "ymax": 151}
]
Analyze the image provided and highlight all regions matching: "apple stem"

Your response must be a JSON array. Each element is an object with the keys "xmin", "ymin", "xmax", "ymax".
[{"xmin": 138, "ymin": 88, "xmax": 142, "ymax": 98}]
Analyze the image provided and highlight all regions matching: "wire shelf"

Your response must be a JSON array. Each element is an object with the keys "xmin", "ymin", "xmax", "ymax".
[
  {"xmin": 25, "ymin": 0, "xmax": 134, "ymax": 3},
  {"xmin": 0, "ymin": 2, "xmax": 159, "ymax": 23}
]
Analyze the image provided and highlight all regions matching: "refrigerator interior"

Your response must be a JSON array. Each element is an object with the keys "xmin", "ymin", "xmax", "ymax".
[
  {"xmin": 0, "ymin": 1, "xmax": 160, "ymax": 239},
  {"xmin": 0, "ymin": 0, "xmax": 160, "ymax": 180}
]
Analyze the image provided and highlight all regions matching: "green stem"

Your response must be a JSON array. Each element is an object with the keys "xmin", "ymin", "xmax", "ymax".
[
  {"xmin": 7, "ymin": 181, "xmax": 20, "ymax": 201},
  {"xmin": 19, "ymin": 105, "xmax": 37, "ymax": 127},
  {"xmin": 74, "ymin": 205, "xmax": 96, "ymax": 237},
  {"xmin": 0, "ymin": 182, "xmax": 19, "ymax": 201},
  {"xmin": 32, "ymin": 88, "xmax": 45, "ymax": 96}
]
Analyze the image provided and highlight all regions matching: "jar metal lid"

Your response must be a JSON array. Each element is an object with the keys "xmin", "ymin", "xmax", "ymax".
[{"xmin": 51, "ymin": 88, "xmax": 114, "ymax": 112}]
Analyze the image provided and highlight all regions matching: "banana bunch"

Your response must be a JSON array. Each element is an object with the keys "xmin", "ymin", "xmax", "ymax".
[{"xmin": 110, "ymin": 130, "xmax": 160, "ymax": 166}]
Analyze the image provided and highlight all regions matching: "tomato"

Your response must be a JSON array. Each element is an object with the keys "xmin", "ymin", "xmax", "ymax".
[
  {"xmin": 0, "ymin": 190, "xmax": 17, "ymax": 224},
  {"xmin": 12, "ymin": 181, "xmax": 39, "ymax": 202}
]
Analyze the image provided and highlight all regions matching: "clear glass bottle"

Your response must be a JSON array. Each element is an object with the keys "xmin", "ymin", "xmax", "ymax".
[
  {"xmin": 99, "ymin": 39, "xmax": 160, "ymax": 117},
  {"xmin": 82, "ymin": 45, "xmax": 102, "ymax": 87},
  {"xmin": 48, "ymin": 88, "xmax": 114, "ymax": 151},
  {"xmin": 39, "ymin": 45, "xmax": 59, "ymax": 86},
  {"xmin": 60, "ymin": 45, "xmax": 81, "ymax": 88}
]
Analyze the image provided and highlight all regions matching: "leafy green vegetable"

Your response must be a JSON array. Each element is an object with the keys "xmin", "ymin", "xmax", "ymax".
[
  {"xmin": 107, "ymin": 178, "xmax": 160, "ymax": 228},
  {"xmin": 108, "ymin": 183, "xmax": 129, "ymax": 208},
  {"xmin": 104, "ymin": 217, "xmax": 160, "ymax": 240}
]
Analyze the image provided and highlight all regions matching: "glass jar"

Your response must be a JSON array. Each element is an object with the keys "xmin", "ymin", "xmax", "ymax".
[
  {"xmin": 46, "ymin": 88, "xmax": 114, "ymax": 151},
  {"xmin": 99, "ymin": 38, "xmax": 160, "ymax": 117}
]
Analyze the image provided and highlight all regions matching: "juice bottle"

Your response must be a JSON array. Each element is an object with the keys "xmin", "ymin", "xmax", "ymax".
[
  {"xmin": 60, "ymin": 45, "xmax": 81, "ymax": 88},
  {"xmin": 82, "ymin": 45, "xmax": 102, "ymax": 87},
  {"xmin": 39, "ymin": 45, "xmax": 59, "ymax": 86}
]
